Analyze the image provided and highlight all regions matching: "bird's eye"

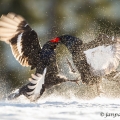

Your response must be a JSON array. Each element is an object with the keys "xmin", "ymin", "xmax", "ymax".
[
  {"xmin": 49, "ymin": 44, "xmax": 57, "ymax": 49},
  {"xmin": 52, "ymin": 44, "xmax": 57, "ymax": 49}
]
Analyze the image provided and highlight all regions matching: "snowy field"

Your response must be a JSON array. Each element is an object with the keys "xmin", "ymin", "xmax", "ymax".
[
  {"xmin": 0, "ymin": 77, "xmax": 120, "ymax": 120},
  {"xmin": 0, "ymin": 96, "xmax": 120, "ymax": 120}
]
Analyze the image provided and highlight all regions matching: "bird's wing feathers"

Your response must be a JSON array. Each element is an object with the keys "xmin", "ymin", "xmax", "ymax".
[
  {"xmin": 83, "ymin": 34, "xmax": 120, "ymax": 76},
  {"xmin": 0, "ymin": 13, "xmax": 41, "ymax": 68},
  {"xmin": 26, "ymin": 68, "xmax": 46, "ymax": 101},
  {"xmin": 26, "ymin": 61, "xmax": 67, "ymax": 101}
]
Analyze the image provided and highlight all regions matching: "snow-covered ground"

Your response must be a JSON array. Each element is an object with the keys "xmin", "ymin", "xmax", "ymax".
[
  {"xmin": 1, "ymin": 75, "xmax": 120, "ymax": 120},
  {"xmin": 0, "ymin": 96, "xmax": 120, "ymax": 120}
]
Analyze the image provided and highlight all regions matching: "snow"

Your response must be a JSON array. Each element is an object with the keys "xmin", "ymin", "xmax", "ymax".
[{"xmin": 0, "ymin": 96, "xmax": 120, "ymax": 120}]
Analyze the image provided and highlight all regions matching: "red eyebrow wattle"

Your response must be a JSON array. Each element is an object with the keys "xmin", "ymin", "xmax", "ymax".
[{"xmin": 50, "ymin": 37, "xmax": 60, "ymax": 43}]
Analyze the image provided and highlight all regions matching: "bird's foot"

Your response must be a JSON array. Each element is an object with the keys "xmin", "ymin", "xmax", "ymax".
[
  {"xmin": 97, "ymin": 89, "xmax": 104, "ymax": 97},
  {"xmin": 66, "ymin": 58, "xmax": 76, "ymax": 73},
  {"xmin": 7, "ymin": 89, "xmax": 21, "ymax": 100},
  {"xmin": 113, "ymin": 72, "xmax": 120, "ymax": 79},
  {"xmin": 96, "ymin": 83, "xmax": 103, "ymax": 96},
  {"xmin": 105, "ymin": 71, "xmax": 120, "ymax": 82},
  {"xmin": 7, "ymin": 83, "xmax": 31, "ymax": 100},
  {"xmin": 68, "ymin": 78, "xmax": 80, "ymax": 85}
]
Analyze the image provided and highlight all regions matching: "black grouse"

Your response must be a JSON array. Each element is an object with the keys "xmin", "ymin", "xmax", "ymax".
[
  {"xmin": 0, "ymin": 13, "xmax": 78, "ymax": 101},
  {"xmin": 50, "ymin": 34, "xmax": 120, "ymax": 88}
]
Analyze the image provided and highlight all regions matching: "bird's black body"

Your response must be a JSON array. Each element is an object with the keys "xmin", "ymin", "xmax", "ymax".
[{"xmin": 36, "ymin": 41, "xmax": 57, "ymax": 74}]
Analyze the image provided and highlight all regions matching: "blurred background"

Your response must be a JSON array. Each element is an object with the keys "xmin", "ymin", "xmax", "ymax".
[{"xmin": 0, "ymin": 0, "xmax": 120, "ymax": 99}]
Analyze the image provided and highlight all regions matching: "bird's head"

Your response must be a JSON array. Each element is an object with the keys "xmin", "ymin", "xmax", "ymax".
[
  {"xmin": 50, "ymin": 35, "xmax": 82, "ymax": 53},
  {"xmin": 43, "ymin": 40, "xmax": 59, "ymax": 50}
]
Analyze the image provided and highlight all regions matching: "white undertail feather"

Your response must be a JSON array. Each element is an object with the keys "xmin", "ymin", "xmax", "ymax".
[
  {"xmin": 27, "ymin": 68, "xmax": 47, "ymax": 101},
  {"xmin": 84, "ymin": 37, "xmax": 120, "ymax": 76}
]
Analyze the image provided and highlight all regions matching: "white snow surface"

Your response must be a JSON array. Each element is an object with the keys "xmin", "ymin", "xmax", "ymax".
[{"xmin": 0, "ymin": 96, "xmax": 120, "ymax": 120}]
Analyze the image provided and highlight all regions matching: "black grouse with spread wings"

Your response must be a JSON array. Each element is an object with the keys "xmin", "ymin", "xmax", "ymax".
[
  {"xmin": 51, "ymin": 34, "xmax": 120, "ymax": 85},
  {"xmin": 0, "ymin": 13, "xmax": 77, "ymax": 101}
]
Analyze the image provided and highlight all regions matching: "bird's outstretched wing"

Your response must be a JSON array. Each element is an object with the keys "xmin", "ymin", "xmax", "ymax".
[
  {"xmin": 0, "ymin": 13, "xmax": 41, "ymax": 69},
  {"xmin": 81, "ymin": 34, "xmax": 120, "ymax": 76}
]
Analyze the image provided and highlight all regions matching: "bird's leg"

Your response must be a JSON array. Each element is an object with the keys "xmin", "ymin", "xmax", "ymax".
[
  {"xmin": 7, "ymin": 89, "xmax": 21, "ymax": 100},
  {"xmin": 105, "ymin": 71, "xmax": 120, "ymax": 83},
  {"xmin": 96, "ymin": 81, "xmax": 103, "ymax": 96},
  {"xmin": 66, "ymin": 58, "xmax": 76, "ymax": 73},
  {"xmin": 89, "ymin": 77, "xmax": 103, "ymax": 96},
  {"xmin": 65, "ymin": 58, "xmax": 81, "ymax": 85},
  {"xmin": 7, "ymin": 83, "xmax": 30, "ymax": 100},
  {"xmin": 113, "ymin": 72, "xmax": 120, "ymax": 79},
  {"xmin": 68, "ymin": 77, "xmax": 80, "ymax": 85}
]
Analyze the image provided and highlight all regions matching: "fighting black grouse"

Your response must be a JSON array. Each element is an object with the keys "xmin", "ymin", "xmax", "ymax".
[
  {"xmin": 0, "ymin": 13, "xmax": 78, "ymax": 101},
  {"xmin": 50, "ymin": 34, "xmax": 120, "ymax": 87}
]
